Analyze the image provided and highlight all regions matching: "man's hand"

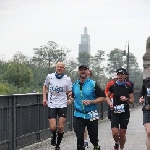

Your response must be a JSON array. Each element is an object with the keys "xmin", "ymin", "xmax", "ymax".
[
  {"xmin": 120, "ymin": 96, "xmax": 128, "ymax": 101},
  {"xmin": 139, "ymin": 96, "xmax": 145, "ymax": 104},
  {"xmin": 83, "ymin": 100, "xmax": 91, "ymax": 105},
  {"xmin": 67, "ymin": 95, "xmax": 73, "ymax": 105},
  {"xmin": 42, "ymin": 99, "xmax": 47, "ymax": 106},
  {"xmin": 67, "ymin": 99, "xmax": 72, "ymax": 105},
  {"xmin": 108, "ymin": 101, "xmax": 114, "ymax": 109}
]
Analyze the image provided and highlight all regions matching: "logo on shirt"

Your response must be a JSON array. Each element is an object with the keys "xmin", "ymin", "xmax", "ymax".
[{"xmin": 49, "ymin": 86, "xmax": 63, "ymax": 93}]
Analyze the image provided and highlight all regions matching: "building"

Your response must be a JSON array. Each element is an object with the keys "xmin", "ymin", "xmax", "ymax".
[
  {"xmin": 143, "ymin": 36, "xmax": 150, "ymax": 79},
  {"xmin": 79, "ymin": 27, "xmax": 90, "ymax": 54}
]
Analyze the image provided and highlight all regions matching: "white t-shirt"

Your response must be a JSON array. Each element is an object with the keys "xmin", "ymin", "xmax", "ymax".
[{"xmin": 44, "ymin": 73, "xmax": 72, "ymax": 108}]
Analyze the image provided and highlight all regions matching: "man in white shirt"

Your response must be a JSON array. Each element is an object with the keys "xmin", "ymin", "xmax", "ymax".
[{"xmin": 42, "ymin": 62, "xmax": 72, "ymax": 150}]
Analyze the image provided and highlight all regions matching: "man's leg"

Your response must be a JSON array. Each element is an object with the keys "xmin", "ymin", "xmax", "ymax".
[
  {"xmin": 87, "ymin": 119, "xmax": 100, "ymax": 150},
  {"xmin": 111, "ymin": 113, "xmax": 120, "ymax": 149},
  {"xmin": 119, "ymin": 129, "xmax": 126, "ymax": 149},
  {"xmin": 55, "ymin": 107, "xmax": 67, "ymax": 148},
  {"xmin": 84, "ymin": 127, "xmax": 88, "ymax": 147},
  {"xmin": 74, "ymin": 117, "xmax": 85, "ymax": 150},
  {"xmin": 48, "ymin": 108, "xmax": 57, "ymax": 146},
  {"xmin": 119, "ymin": 111, "xmax": 129, "ymax": 149},
  {"xmin": 111, "ymin": 128, "xmax": 120, "ymax": 144},
  {"xmin": 56, "ymin": 117, "xmax": 66, "ymax": 147},
  {"xmin": 144, "ymin": 123, "xmax": 150, "ymax": 150}
]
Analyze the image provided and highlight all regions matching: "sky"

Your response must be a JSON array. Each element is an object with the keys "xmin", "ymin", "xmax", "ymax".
[{"xmin": 0, "ymin": 0, "xmax": 150, "ymax": 69}]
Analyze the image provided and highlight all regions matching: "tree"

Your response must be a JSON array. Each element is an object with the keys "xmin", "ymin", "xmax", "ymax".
[
  {"xmin": 77, "ymin": 51, "xmax": 91, "ymax": 66},
  {"xmin": 106, "ymin": 48, "xmax": 143, "ymax": 88},
  {"xmin": 65, "ymin": 58, "xmax": 79, "ymax": 82},
  {"xmin": 0, "ymin": 83, "xmax": 10, "ymax": 95},
  {"xmin": 32, "ymin": 41, "xmax": 68, "ymax": 72},
  {"xmin": 106, "ymin": 49, "xmax": 124, "ymax": 74},
  {"xmin": 4, "ymin": 62, "xmax": 33, "ymax": 93},
  {"xmin": 90, "ymin": 50, "xmax": 107, "ymax": 89}
]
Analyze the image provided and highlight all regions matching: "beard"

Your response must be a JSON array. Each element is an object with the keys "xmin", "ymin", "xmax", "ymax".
[{"xmin": 80, "ymin": 73, "xmax": 87, "ymax": 79}]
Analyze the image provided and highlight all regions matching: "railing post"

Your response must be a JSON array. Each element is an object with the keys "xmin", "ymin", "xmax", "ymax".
[
  {"xmin": 37, "ymin": 95, "xmax": 41, "ymax": 142},
  {"xmin": 11, "ymin": 95, "xmax": 16, "ymax": 150},
  {"xmin": 69, "ymin": 104, "xmax": 74, "ymax": 131}
]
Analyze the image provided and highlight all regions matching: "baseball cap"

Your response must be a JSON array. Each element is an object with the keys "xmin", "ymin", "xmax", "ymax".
[
  {"xmin": 78, "ymin": 65, "xmax": 89, "ymax": 70},
  {"xmin": 116, "ymin": 68, "xmax": 126, "ymax": 75}
]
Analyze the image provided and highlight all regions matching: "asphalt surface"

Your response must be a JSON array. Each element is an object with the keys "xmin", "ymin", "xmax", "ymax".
[{"xmin": 19, "ymin": 106, "xmax": 147, "ymax": 150}]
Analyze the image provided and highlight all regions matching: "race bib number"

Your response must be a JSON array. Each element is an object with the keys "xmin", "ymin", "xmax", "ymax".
[
  {"xmin": 114, "ymin": 104, "xmax": 125, "ymax": 113},
  {"xmin": 147, "ymin": 88, "xmax": 150, "ymax": 96},
  {"xmin": 87, "ymin": 110, "xmax": 99, "ymax": 121}
]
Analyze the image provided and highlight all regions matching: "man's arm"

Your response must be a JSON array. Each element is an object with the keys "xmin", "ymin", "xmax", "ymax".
[
  {"xmin": 42, "ymin": 85, "xmax": 48, "ymax": 106},
  {"xmin": 91, "ymin": 82, "xmax": 105, "ymax": 104},
  {"xmin": 127, "ymin": 93, "xmax": 134, "ymax": 104}
]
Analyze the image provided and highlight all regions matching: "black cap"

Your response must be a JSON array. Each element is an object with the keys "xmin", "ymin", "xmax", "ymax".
[
  {"xmin": 116, "ymin": 69, "xmax": 126, "ymax": 75},
  {"xmin": 78, "ymin": 65, "xmax": 89, "ymax": 70}
]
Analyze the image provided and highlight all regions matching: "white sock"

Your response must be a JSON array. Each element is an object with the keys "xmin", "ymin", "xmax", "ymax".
[{"xmin": 84, "ymin": 140, "xmax": 88, "ymax": 142}]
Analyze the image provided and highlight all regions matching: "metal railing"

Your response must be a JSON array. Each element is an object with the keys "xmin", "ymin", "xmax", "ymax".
[{"xmin": 0, "ymin": 90, "xmax": 140, "ymax": 150}]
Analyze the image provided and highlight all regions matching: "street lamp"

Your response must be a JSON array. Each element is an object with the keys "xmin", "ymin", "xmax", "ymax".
[{"xmin": 122, "ymin": 41, "xmax": 129, "ymax": 73}]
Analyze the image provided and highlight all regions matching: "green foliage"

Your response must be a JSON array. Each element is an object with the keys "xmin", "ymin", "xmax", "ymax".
[
  {"xmin": 78, "ymin": 51, "xmax": 90, "ymax": 66},
  {"xmin": 90, "ymin": 50, "xmax": 107, "ymax": 89},
  {"xmin": 106, "ymin": 48, "xmax": 143, "ymax": 89},
  {"xmin": 32, "ymin": 41, "xmax": 67, "ymax": 70},
  {"xmin": 0, "ymin": 41, "xmax": 144, "ymax": 94},
  {"xmin": 0, "ymin": 83, "xmax": 10, "ymax": 95},
  {"xmin": 4, "ymin": 62, "xmax": 33, "ymax": 93},
  {"xmin": 106, "ymin": 48, "xmax": 124, "ymax": 73}
]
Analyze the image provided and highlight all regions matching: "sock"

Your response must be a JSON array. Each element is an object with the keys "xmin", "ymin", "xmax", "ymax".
[
  {"xmin": 56, "ymin": 132, "xmax": 64, "ymax": 147},
  {"xmin": 84, "ymin": 140, "xmax": 88, "ymax": 142},
  {"xmin": 51, "ymin": 130, "xmax": 57, "ymax": 138}
]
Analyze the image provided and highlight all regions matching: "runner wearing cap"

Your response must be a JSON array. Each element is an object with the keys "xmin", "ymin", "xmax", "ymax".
[
  {"xmin": 106, "ymin": 68, "xmax": 134, "ymax": 150},
  {"xmin": 71, "ymin": 64, "xmax": 105, "ymax": 150}
]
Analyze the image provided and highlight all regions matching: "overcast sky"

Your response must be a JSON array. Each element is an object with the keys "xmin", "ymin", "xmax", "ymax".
[{"xmin": 0, "ymin": 0, "xmax": 150, "ymax": 69}]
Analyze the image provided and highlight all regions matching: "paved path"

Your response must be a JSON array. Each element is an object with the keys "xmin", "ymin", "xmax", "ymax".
[{"xmin": 20, "ymin": 107, "xmax": 147, "ymax": 150}]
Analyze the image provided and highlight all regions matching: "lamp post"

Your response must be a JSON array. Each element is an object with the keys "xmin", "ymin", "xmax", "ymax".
[{"xmin": 122, "ymin": 41, "xmax": 129, "ymax": 73}]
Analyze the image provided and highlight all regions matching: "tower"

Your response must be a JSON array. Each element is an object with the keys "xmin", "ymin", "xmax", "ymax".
[
  {"xmin": 79, "ymin": 27, "xmax": 90, "ymax": 54},
  {"xmin": 143, "ymin": 36, "xmax": 150, "ymax": 79}
]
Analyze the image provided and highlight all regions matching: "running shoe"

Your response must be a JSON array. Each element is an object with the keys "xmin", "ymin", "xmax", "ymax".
[
  {"xmin": 114, "ymin": 143, "xmax": 119, "ymax": 150},
  {"xmin": 93, "ymin": 145, "xmax": 100, "ymax": 150},
  {"xmin": 84, "ymin": 141, "xmax": 88, "ymax": 148},
  {"xmin": 55, "ymin": 146, "xmax": 60, "ymax": 150}
]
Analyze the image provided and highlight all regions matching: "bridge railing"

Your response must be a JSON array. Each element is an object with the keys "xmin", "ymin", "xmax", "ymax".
[{"xmin": 0, "ymin": 90, "xmax": 140, "ymax": 150}]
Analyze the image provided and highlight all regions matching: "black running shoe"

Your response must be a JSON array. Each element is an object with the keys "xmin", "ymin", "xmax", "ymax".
[
  {"xmin": 93, "ymin": 145, "xmax": 100, "ymax": 150},
  {"xmin": 114, "ymin": 143, "xmax": 119, "ymax": 150},
  {"xmin": 55, "ymin": 146, "xmax": 60, "ymax": 150}
]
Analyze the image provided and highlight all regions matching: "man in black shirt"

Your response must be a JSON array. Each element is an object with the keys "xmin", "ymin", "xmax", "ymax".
[
  {"xmin": 139, "ymin": 77, "xmax": 150, "ymax": 150},
  {"xmin": 106, "ymin": 68, "xmax": 134, "ymax": 150}
]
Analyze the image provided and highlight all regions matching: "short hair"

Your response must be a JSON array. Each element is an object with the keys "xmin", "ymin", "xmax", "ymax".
[{"xmin": 89, "ymin": 70, "xmax": 92, "ymax": 77}]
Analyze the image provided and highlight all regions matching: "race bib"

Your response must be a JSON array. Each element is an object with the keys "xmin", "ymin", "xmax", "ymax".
[
  {"xmin": 114, "ymin": 104, "xmax": 125, "ymax": 113},
  {"xmin": 88, "ymin": 110, "xmax": 99, "ymax": 121},
  {"xmin": 147, "ymin": 88, "xmax": 150, "ymax": 96}
]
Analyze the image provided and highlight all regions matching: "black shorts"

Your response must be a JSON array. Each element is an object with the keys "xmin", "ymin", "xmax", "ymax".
[
  {"xmin": 143, "ymin": 110, "xmax": 150, "ymax": 125},
  {"xmin": 48, "ymin": 107, "xmax": 67, "ymax": 119},
  {"xmin": 111, "ymin": 111, "xmax": 130, "ymax": 129}
]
